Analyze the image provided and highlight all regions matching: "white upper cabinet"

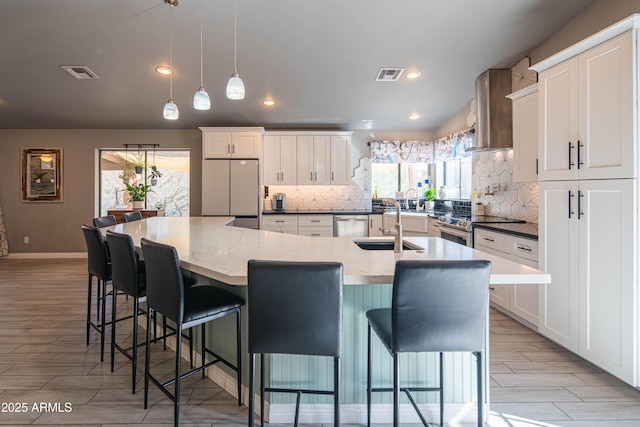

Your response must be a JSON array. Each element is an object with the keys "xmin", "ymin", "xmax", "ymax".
[
  {"xmin": 263, "ymin": 135, "xmax": 297, "ymax": 185},
  {"xmin": 296, "ymin": 133, "xmax": 351, "ymax": 185},
  {"xmin": 536, "ymin": 31, "xmax": 635, "ymax": 181},
  {"xmin": 507, "ymin": 85, "xmax": 538, "ymax": 183},
  {"xmin": 200, "ymin": 127, "xmax": 263, "ymax": 159},
  {"xmin": 330, "ymin": 135, "xmax": 352, "ymax": 184}
]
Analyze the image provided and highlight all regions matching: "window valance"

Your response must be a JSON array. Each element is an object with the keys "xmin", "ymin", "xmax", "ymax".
[{"xmin": 369, "ymin": 128, "xmax": 474, "ymax": 164}]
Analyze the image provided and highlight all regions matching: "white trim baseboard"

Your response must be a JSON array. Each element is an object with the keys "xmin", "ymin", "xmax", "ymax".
[{"xmin": 4, "ymin": 252, "xmax": 86, "ymax": 259}]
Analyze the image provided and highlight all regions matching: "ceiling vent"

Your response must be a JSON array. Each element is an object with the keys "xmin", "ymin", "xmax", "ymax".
[
  {"xmin": 61, "ymin": 65, "xmax": 100, "ymax": 80},
  {"xmin": 375, "ymin": 68, "xmax": 404, "ymax": 82}
]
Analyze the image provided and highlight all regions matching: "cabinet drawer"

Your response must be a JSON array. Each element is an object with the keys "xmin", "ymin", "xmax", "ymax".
[
  {"xmin": 474, "ymin": 229, "xmax": 509, "ymax": 254},
  {"xmin": 510, "ymin": 237, "xmax": 538, "ymax": 263},
  {"xmin": 298, "ymin": 227, "xmax": 333, "ymax": 237},
  {"xmin": 298, "ymin": 215, "xmax": 333, "ymax": 227},
  {"xmin": 262, "ymin": 215, "xmax": 298, "ymax": 227}
]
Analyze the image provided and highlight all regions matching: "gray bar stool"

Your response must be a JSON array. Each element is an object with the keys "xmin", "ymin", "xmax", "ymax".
[
  {"xmin": 123, "ymin": 211, "xmax": 143, "ymax": 222},
  {"xmin": 366, "ymin": 260, "xmax": 491, "ymax": 427},
  {"xmin": 247, "ymin": 260, "xmax": 343, "ymax": 427},
  {"xmin": 141, "ymin": 238, "xmax": 244, "ymax": 427}
]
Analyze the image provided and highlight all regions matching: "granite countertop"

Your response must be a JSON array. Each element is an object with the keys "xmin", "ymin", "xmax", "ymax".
[
  {"xmin": 473, "ymin": 222, "xmax": 539, "ymax": 240},
  {"xmin": 103, "ymin": 216, "xmax": 549, "ymax": 286}
]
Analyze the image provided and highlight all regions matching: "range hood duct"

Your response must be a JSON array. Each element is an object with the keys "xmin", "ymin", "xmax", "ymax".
[{"xmin": 466, "ymin": 69, "xmax": 512, "ymax": 152}]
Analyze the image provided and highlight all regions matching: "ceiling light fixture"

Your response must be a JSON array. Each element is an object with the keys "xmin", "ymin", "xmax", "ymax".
[
  {"xmin": 162, "ymin": 2, "xmax": 179, "ymax": 120},
  {"xmin": 261, "ymin": 99, "xmax": 276, "ymax": 106},
  {"xmin": 155, "ymin": 66, "xmax": 173, "ymax": 76},
  {"xmin": 193, "ymin": 0, "xmax": 210, "ymax": 110},
  {"xmin": 226, "ymin": 0, "xmax": 245, "ymax": 100},
  {"xmin": 405, "ymin": 70, "xmax": 422, "ymax": 79},
  {"xmin": 409, "ymin": 113, "xmax": 420, "ymax": 120}
]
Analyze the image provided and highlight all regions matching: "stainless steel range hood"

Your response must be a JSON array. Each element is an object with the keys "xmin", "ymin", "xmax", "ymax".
[{"xmin": 466, "ymin": 69, "xmax": 512, "ymax": 152}]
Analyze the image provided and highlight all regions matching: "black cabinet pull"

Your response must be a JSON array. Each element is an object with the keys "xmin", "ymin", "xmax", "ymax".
[
  {"xmin": 577, "ymin": 140, "xmax": 584, "ymax": 169},
  {"xmin": 568, "ymin": 191, "xmax": 575, "ymax": 218},
  {"xmin": 517, "ymin": 245, "xmax": 532, "ymax": 252},
  {"xmin": 483, "ymin": 237, "xmax": 495, "ymax": 242},
  {"xmin": 536, "ymin": 158, "xmax": 539, "ymax": 175},
  {"xmin": 568, "ymin": 142, "xmax": 575, "ymax": 170},
  {"xmin": 578, "ymin": 190, "xmax": 584, "ymax": 219}
]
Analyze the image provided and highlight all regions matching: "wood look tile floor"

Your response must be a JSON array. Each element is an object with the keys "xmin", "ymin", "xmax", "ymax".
[{"xmin": 1, "ymin": 258, "xmax": 639, "ymax": 426}]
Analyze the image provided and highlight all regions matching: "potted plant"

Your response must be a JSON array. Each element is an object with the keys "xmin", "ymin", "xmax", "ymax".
[
  {"xmin": 125, "ymin": 155, "xmax": 145, "ymax": 174},
  {"xmin": 124, "ymin": 182, "xmax": 152, "ymax": 210},
  {"xmin": 118, "ymin": 169, "xmax": 136, "ymax": 185},
  {"xmin": 149, "ymin": 165, "xmax": 163, "ymax": 186},
  {"xmin": 33, "ymin": 172, "xmax": 47, "ymax": 183},
  {"xmin": 423, "ymin": 187, "xmax": 436, "ymax": 211}
]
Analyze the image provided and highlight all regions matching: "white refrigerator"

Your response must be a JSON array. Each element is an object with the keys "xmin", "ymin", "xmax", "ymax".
[{"xmin": 202, "ymin": 159, "xmax": 260, "ymax": 229}]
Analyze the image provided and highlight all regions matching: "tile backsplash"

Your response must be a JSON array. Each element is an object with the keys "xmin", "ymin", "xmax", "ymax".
[
  {"xmin": 472, "ymin": 150, "xmax": 539, "ymax": 223},
  {"xmin": 266, "ymin": 157, "xmax": 372, "ymax": 211}
]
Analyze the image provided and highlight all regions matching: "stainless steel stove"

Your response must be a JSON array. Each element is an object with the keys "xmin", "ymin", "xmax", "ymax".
[{"xmin": 437, "ymin": 214, "xmax": 525, "ymax": 247}]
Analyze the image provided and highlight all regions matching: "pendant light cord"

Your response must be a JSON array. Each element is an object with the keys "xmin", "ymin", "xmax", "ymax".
[
  {"xmin": 233, "ymin": 0, "xmax": 237, "ymax": 74},
  {"xmin": 199, "ymin": 0, "xmax": 204, "ymax": 87},
  {"xmin": 169, "ymin": 6, "xmax": 174, "ymax": 99}
]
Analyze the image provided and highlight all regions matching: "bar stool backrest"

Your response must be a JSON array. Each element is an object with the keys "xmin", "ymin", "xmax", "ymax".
[
  {"xmin": 391, "ymin": 260, "xmax": 491, "ymax": 353},
  {"xmin": 247, "ymin": 260, "xmax": 343, "ymax": 357},
  {"xmin": 140, "ymin": 238, "xmax": 185, "ymax": 325},
  {"xmin": 123, "ymin": 211, "xmax": 143, "ymax": 222},
  {"xmin": 93, "ymin": 215, "xmax": 117, "ymax": 227},
  {"xmin": 81, "ymin": 224, "xmax": 110, "ymax": 281},
  {"xmin": 106, "ymin": 230, "xmax": 142, "ymax": 297}
]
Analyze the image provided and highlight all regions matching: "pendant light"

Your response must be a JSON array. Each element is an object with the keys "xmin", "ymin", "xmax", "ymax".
[
  {"xmin": 163, "ymin": 3, "xmax": 179, "ymax": 120},
  {"xmin": 226, "ymin": 0, "xmax": 245, "ymax": 100},
  {"xmin": 193, "ymin": 0, "xmax": 210, "ymax": 110}
]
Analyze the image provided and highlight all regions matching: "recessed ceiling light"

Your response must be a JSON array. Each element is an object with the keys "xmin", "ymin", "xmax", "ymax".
[
  {"xmin": 155, "ymin": 66, "xmax": 173, "ymax": 76},
  {"xmin": 409, "ymin": 113, "xmax": 420, "ymax": 120},
  {"xmin": 405, "ymin": 70, "xmax": 422, "ymax": 79},
  {"xmin": 262, "ymin": 99, "xmax": 276, "ymax": 106}
]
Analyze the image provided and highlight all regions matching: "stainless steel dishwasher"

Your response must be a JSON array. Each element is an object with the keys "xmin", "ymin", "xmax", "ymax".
[{"xmin": 333, "ymin": 215, "xmax": 369, "ymax": 237}]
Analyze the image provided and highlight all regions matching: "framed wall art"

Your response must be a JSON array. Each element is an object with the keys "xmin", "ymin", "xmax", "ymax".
[{"xmin": 21, "ymin": 148, "xmax": 63, "ymax": 202}]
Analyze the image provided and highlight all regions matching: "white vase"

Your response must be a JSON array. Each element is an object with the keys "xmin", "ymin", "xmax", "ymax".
[{"xmin": 131, "ymin": 201, "xmax": 144, "ymax": 210}]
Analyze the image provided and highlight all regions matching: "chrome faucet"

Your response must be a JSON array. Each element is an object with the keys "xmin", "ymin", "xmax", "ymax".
[
  {"xmin": 382, "ymin": 198, "xmax": 403, "ymax": 253},
  {"xmin": 405, "ymin": 188, "xmax": 418, "ymax": 210}
]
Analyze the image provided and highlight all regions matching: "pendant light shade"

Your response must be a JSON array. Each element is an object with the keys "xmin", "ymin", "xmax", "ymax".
[
  {"xmin": 163, "ymin": 99, "xmax": 179, "ymax": 120},
  {"xmin": 226, "ymin": 0, "xmax": 245, "ymax": 100},
  {"xmin": 226, "ymin": 73, "xmax": 245, "ymax": 100},
  {"xmin": 193, "ymin": 0, "xmax": 211, "ymax": 110}
]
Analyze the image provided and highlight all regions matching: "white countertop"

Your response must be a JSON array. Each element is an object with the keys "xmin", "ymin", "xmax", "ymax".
[{"xmin": 105, "ymin": 216, "xmax": 550, "ymax": 286}]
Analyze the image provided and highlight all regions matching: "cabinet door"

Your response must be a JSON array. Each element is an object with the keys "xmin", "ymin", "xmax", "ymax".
[
  {"xmin": 368, "ymin": 214, "xmax": 383, "ymax": 237},
  {"xmin": 297, "ymin": 136, "xmax": 314, "ymax": 185},
  {"xmin": 279, "ymin": 136, "xmax": 298, "ymax": 185},
  {"xmin": 577, "ymin": 179, "xmax": 635, "ymax": 383},
  {"xmin": 578, "ymin": 32, "xmax": 634, "ymax": 180},
  {"xmin": 263, "ymin": 135, "xmax": 281, "ymax": 185},
  {"xmin": 508, "ymin": 253, "xmax": 539, "ymax": 326},
  {"xmin": 538, "ymin": 180, "xmax": 579, "ymax": 351},
  {"xmin": 512, "ymin": 91, "xmax": 538, "ymax": 183},
  {"xmin": 330, "ymin": 136, "xmax": 351, "ymax": 184},
  {"xmin": 313, "ymin": 136, "xmax": 331, "ymax": 184},
  {"xmin": 474, "ymin": 244, "xmax": 510, "ymax": 310},
  {"xmin": 231, "ymin": 132, "xmax": 260, "ymax": 158},
  {"xmin": 203, "ymin": 132, "xmax": 233, "ymax": 159},
  {"xmin": 202, "ymin": 160, "xmax": 230, "ymax": 215},
  {"xmin": 538, "ymin": 57, "xmax": 579, "ymax": 181}
]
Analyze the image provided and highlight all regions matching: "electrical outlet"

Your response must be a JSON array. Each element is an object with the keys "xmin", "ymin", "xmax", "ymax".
[{"xmin": 23, "ymin": 236, "xmax": 29, "ymax": 244}]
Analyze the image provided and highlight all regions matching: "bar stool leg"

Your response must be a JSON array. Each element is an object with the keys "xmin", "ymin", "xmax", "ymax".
[
  {"xmin": 174, "ymin": 326, "xmax": 182, "ymax": 427},
  {"xmin": 100, "ymin": 279, "xmax": 107, "ymax": 362},
  {"xmin": 366, "ymin": 324, "xmax": 372, "ymax": 427},
  {"xmin": 132, "ymin": 298, "xmax": 139, "ymax": 394},
  {"xmin": 476, "ymin": 351, "xmax": 483, "ymax": 427},
  {"xmin": 334, "ymin": 356, "xmax": 340, "ymax": 427},
  {"xmin": 144, "ymin": 308, "xmax": 152, "ymax": 409},
  {"xmin": 237, "ymin": 310, "xmax": 242, "ymax": 406},
  {"xmin": 393, "ymin": 353, "xmax": 400, "ymax": 427},
  {"xmin": 201, "ymin": 323, "xmax": 206, "ymax": 379},
  {"xmin": 86, "ymin": 274, "xmax": 92, "ymax": 345},
  {"xmin": 248, "ymin": 353, "xmax": 255, "ymax": 427},
  {"xmin": 110, "ymin": 289, "xmax": 117, "ymax": 372},
  {"xmin": 260, "ymin": 354, "xmax": 265, "ymax": 427},
  {"xmin": 440, "ymin": 352, "xmax": 444, "ymax": 426}
]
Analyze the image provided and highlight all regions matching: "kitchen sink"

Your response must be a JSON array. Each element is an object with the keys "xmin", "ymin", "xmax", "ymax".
[{"xmin": 353, "ymin": 239, "xmax": 423, "ymax": 251}]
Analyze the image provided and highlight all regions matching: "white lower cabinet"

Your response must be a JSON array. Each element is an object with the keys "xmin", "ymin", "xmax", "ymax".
[
  {"xmin": 539, "ymin": 178, "xmax": 636, "ymax": 385},
  {"xmin": 368, "ymin": 214, "xmax": 383, "ymax": 237},
  {"xmin": 262, "ymin": 215, "xmax": 298, "ymax": 235},
  {"xmin": 297, "ymin": 215, "xmax": 333, "ymax": 237},
  {"xmin": 474, "ymin": 228, "xmax": 539, "ymax": 326}
]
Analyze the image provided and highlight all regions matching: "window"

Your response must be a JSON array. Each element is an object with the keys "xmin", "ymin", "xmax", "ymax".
[
  {"xmin": 99, "ymin": 149, "xmax": 190, "ymax": 216},
  {"xmin": 433, "ymin": 157, "xmax": 472, "ymax": 200},
  {"xmin": 371, "ymin": 163, "xmax": 432, "ymax": 199}
]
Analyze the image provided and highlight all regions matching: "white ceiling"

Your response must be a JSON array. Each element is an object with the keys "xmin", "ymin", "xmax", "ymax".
[{"xmin": 0, "ymin": 0, "xmax": 596, "ymax": 131}]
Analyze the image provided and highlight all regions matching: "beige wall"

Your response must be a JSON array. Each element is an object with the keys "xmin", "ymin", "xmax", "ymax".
[
  {"xmin": 530, "ymin": 0, "xmax": 640, "ymax": 64},
  {"xmin": 0, "ymin": 129, "xmax": 201, "ymax": 253}
]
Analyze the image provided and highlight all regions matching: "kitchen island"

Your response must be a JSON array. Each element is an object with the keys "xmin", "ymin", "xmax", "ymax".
[{"xmin": 105, "ymin": 216, "xmax": 550, "ymax": 424}]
